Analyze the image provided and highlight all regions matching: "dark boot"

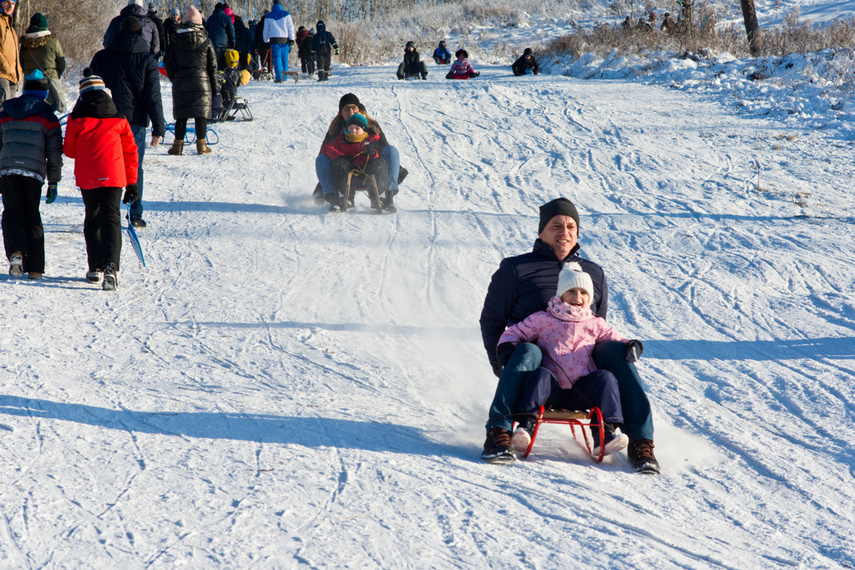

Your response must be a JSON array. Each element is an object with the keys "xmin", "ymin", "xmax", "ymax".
[{"xmin": 481, "ymin": 426, "xmax": 516, "ymax": 464}]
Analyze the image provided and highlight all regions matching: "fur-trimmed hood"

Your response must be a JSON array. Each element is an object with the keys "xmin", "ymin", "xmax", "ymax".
[{"xmin": 20, "ymin": 32, "xmax": 56, "ymax": 49}]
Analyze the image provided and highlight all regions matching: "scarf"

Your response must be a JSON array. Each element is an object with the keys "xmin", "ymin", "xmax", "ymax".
[{"xmin": 547, "ymin": 296, "xmax": 594, "ymax": 322}]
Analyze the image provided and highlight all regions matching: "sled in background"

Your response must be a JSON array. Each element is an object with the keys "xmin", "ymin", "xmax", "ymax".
[{"xmin": 518, "ymin": 406, "xmax": 606, "ymax": 463}]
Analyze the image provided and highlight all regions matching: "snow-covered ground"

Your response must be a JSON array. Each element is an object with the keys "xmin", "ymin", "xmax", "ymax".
[{"xmin": 2, "ymin": 4, "xmax": 855, "ymax": 565}]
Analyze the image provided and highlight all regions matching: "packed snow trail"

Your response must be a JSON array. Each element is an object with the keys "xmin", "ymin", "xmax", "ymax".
[{"xmin": 0, "ymin": 63, "xmax": 853, "ymax": 568}]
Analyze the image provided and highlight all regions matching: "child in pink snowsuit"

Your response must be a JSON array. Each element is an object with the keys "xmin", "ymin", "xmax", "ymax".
[
  {"xmin": 497, "ymin": 262, "xmax": 644, "ymax": 456},
  {"xmin": 446, "ymin": 49, "xmax": 479, "ymax": 79}
]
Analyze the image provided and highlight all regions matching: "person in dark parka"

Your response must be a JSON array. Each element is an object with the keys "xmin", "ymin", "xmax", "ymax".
[
  {"xmin": 512, "ymin": 47, "xmax": 539, "ymax": 76},
  {"xmin": 233, "ymin": 14, "xmax": 251, "ymax": 70},
  {"xmin": 311, "ymin": 20, "xmax": 337, "ymax": 82},
  {"xmin": 89, "ymin": 16, "xmax": 165, "ymax": 228},
  {"xmin": 163, "ymin": 6, "xmax": 218, "ymax": 155},
  {"xmin": 205, "ymin": 2, "xmax": 235, "ymax": 69},
  {"xmin": 103, "ymin": 0, "xmax": 160, "ymax": 59}
]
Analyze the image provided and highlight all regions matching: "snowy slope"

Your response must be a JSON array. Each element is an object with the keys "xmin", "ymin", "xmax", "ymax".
[{"xmin": 0, "ymin": 58, "xmax": 854, "ymax": 567}]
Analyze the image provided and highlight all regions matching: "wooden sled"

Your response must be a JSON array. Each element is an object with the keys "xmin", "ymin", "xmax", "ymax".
[
  {"xmin": 342, "ymin": 171, "xmax": 387, "ymax": 213},
  {"xmin": 519, "ymin": 406, "xmax": 606, "ymax": 463}
]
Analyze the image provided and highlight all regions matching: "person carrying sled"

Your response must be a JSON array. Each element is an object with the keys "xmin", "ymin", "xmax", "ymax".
[
  {"xmin": 512, "ymin": 48, "xmax": 539, "ymax": 76},
  {"xmin": 63, "ymin": 73, "xmax": 138, "ymax": 291},
  {"xmin": 311, "ymin": 20, "xmax": 338, "ymax": 82},
  {"xmin": 0, "ymin": 71, "xmax": 62, "ymax": 280},
  {"xmin": 396, "ymin": 41, "xmax": 427, "ymax": 80},
  {"xmin": 479, "ymin": 197, "xmax": 660, "ymax": 474},
  {"xmin": 446, "ymin": 49, "xmax": 479, "ymax": 80},
  {"xmin": 314, "ymin": 93, "xmax": 403, "ymax": 209},
  {"xmin": 432, "ymin": 40, "xmax": 451, "ymax": 65},
  {"xmin": 318, "ymin": 112, "xmax": 393, "ymax": 213},
  {"xmin": 499, "ymin": 262, "xmax": 645, "ymax": 457},
  {"xmin": 89, "ymin": 15, "xmax": 166, "ymax": 229}
]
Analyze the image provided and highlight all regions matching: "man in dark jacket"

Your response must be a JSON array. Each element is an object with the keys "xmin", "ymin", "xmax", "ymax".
[
  {"xmin": 103, "ymin": 0, "xmax": 160, "ymax": 59},
  {"xmin": 512, "ymin": 48, "xmax": 539, "ymax": 76},
  {"xmin": 205, "ymin": 3, "xmax": 235, "ymax": 69},
  {"xmin": 90, "ymin": 16, "xmax": 165, "ymax": 228},
  {"xmin": 254, "ymin": 11, "xmax": 270, "ymax": 76},
  {"xmin": 479, "ymin": 197, "xmax": 659, "ymax": 474},
  {"xmin": 146, "ymin": 5, "xmax": 166, "ymax": 59}
]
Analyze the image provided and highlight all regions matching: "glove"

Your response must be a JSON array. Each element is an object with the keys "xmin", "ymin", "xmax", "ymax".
[
  {"xmin": 123, "ymin": 183, "xmax": 140, "ymax": 204},
  {"xmin": 287, "ymin": 38, "xmax": 294, "ymax": 46},
  {"xmin": 496, "ymin": 342, "xmax": 516, "ymax": 370},
  {"xmin": 335, "ymin": 47, "xmax": 340, "ymax": 55},
  {"xmin": 624, "ymin": 340, "xmax": 644, "ymax": 363},
  {"xmin": 45, "ymin": 182, "xmax": 58, "ymax": 204}
]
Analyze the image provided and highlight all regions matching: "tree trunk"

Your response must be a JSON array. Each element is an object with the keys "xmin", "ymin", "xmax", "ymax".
[{"xmin": 740, "ymin": 0, "xmax": 762, "ymax": 57}]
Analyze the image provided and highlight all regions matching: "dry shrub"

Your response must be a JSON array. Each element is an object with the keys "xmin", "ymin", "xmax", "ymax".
[
  {"xmin": 16, "ymin": 0, "xmax": 115, "ymax": 63},
  {"xmin": 546, "ymin": 7, "xmax": 855, "ymax": 62}
]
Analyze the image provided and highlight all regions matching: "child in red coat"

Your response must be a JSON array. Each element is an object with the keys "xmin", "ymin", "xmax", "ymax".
[
  {"xmin": 63, "ymin": 73, "xmax": 138, "ymax": 291},
  {"xmin": 319, "ymin": 113, "xmax": 391, "ymax": 212}
]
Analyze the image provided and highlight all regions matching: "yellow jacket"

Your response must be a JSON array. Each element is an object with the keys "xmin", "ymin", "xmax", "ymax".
[{"xmin": 0, "ymin": 14, "xmax": 22, "ymax": 84}]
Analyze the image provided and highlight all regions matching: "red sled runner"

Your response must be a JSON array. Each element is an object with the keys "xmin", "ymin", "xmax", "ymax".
[{"xmin": 518, "ymin": 406, "xmax": 606, "ymax": 463}]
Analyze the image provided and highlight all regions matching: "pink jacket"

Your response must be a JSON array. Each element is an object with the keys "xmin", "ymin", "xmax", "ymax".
[{"xmin": 498, "ymin": 296, "xmax": 625, "ymax": 389}]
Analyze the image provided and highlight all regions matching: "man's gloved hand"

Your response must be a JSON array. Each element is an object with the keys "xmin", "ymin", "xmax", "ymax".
[
  {"xmin": 287, "ymin": 38, "xmax": 294, "ymax": 46},
  {"xmin": 123, "ymin": 183, "xmax": 140, "ymax": 204},
  {"xmin": 335, "ymin": 47, "xmax": 340, "ymax": 55},
  {"xmin": 624, "ymin": 339, "xmax": 644, "ymax": 363},
  {"xmin": 45, "ymin": 182, "xmax": 58, "ymax": 204},
  {"xmin": 496, "ymin": 342, "xmax": 516, "ymax": 371}
]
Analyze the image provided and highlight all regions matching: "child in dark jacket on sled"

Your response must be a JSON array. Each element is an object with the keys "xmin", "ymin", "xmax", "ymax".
[
  {"xmin": 319, "ymin": 113, "xmax": 391, "ymax": 211},
  {"xmin": 497, "ymin": 262, "xmax": 644, "ymax": 457}
]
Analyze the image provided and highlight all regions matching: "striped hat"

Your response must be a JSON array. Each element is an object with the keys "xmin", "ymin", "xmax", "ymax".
[{"xmin": 79, "ymin": 73, "xmax": 106, "ymax": 94}]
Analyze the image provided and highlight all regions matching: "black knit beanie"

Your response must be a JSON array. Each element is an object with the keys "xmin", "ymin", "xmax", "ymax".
[
  {"xmin": 339, "ymin": 93, "xmax": 360, "ymax": 110},
  {"xmin": 538, "ymin": 198, "xmax": 580, "ymax": 234}
]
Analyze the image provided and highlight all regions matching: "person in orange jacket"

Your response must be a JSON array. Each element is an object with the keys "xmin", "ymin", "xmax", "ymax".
[{"xmin": 63, "ymin": 72, "xmax": 138, "ymax": 291}]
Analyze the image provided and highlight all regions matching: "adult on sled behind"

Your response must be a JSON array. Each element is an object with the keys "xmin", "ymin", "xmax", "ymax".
[
  {"xmin": 479, "ymin": 198, "xmax": 659, "ymax": 474},
  {"xmin": 313, "ymin": 93, "xmax": 406, "ymax": 208},
  {"xmin": 311, "ymin": 20, "xmax": 338, "ymax": 82},
  {"xmin": 446, "ymin": 49, "xmax": 479, "ymax": 79},
  {"xmin": 512, "ymin": 47, "xmax": 539, "ymax": 76},
  {"xmin": 319, "ymin": 113, "xmax": 393, "ymax": 213},
  {"xmin": 396, "ymin": 41, "xmax": 427, "ymax": 80},
  {"xmin": 432, "ymin": 40, "xmax": 451, "ymax": 65}
]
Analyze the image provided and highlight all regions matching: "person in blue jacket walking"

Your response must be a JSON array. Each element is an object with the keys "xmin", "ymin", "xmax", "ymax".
[{"xmin": 262, "ymin": 0, "xmax": 295, "ymax": 83}]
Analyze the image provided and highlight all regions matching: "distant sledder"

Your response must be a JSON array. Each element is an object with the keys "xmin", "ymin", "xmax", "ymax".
[
  {"xmin": 512, "ymin": 48, "xmax": 539, "ymax": 76},
  {"xmin": 445, "ymin": 49, "xmax": 479, "ymax": 80},
  {"xmin": 396, "ymin": 41, "xmax": 427, "ymax": 80},
  {"xmin": 432, "ymin": 40, "xmax": 451, "ymax": 65}
]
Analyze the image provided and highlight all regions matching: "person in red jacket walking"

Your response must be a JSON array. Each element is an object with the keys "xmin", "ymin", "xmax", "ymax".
[{"xmin": 63, "ymin": 72, "xmax": 138, "ymax": 291}]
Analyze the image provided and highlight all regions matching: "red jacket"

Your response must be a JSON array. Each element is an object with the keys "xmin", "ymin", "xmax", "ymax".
[
  {"xmin": 320, "ymin": 131, "xmax": 380, "ymax": 168},
  {"xmin": 63, "ymin": 116, "xmax": 138, "ymax": 190}
]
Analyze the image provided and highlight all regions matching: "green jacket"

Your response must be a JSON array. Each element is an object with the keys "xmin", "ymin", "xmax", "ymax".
[{"xmin": 20, "ymin": 31, "xmax": 66, "ymax": 80}]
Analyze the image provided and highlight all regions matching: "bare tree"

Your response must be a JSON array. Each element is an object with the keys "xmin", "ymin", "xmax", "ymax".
[{"xmin": 740, "ymin": 0, "xmax": 762, "ymax": 56}]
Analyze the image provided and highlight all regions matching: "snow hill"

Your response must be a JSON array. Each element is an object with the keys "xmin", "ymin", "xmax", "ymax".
[{"xmin": 2, "ymin": 21, "xmax": 855, "ymax": 570}]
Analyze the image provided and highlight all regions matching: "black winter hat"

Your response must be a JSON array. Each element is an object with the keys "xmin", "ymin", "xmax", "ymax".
[
  {"xmin": 121, "ymin": 16, "xmax": 143, "ymax": 34},
  {"xmin": 338, "ymin": 93, "xmax": 360, "ymax": 111},
  {"xmin": 405, "ymin": 41, "xmax": 415, "ymax": 49},
  {"xmin": 538, "ymin": 198, "xmax": 580, "ymax": 234},
  {"xmin": 523, "ymin": 48, "xmax": 533, "ymax": 56},
  {"xmin": 455, "ymin": 49, "xmax": 468, "ymax": 58}
]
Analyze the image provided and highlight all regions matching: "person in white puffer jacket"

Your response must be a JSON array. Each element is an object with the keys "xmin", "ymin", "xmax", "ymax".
[{"xmin": 262, "ymin": 0, "xmax": 295, "ymax": 83}]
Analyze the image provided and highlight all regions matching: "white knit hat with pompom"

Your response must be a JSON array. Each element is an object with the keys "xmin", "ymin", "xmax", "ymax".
[{"xmin": 556, "ymin": 262, "xmax": 594, "ymax": 300}]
